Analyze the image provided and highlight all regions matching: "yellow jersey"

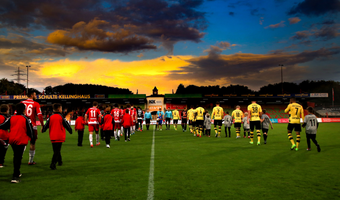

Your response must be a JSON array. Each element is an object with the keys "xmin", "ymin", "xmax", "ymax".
[
  {"xmin": 172, "ymin": 110, "xmax": 179, "ymax": 120},
  {"xmin": 247, "ymin": 103, "xmax": 262, "ymax": 121},
  {"xmin": 285, "ymin": 103, "xmax": 304, "ymax": 124},
  {"xmin": 188, "ymin": 108, "xmax": 196, "ymax": 120},
  {"xmin": 195, "ymin": 107, "xmax": 205, "ymax": 120},
  {"xmin": 211, "ymin": 106, "xmax": 224, "ymax": 120},
  {"xmin": 231, "ymin": 109, "xmax": 244, "ymax": 123}
]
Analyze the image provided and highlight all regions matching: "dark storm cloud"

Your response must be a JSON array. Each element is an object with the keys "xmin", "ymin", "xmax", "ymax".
[
  {"xmin": 288, "ymin": 0, "xmax": 340, "ymax": 16},
  {"xmin": 0, "ymin": 0, "xmax": 208, "ymax": 53},
  {"xmin": 167, "ymin": 47, "xmax": 340, "ymax": 82},
  {"xmin": 0, "ymin": 34, "xmax": 69, "ymax": 57}
]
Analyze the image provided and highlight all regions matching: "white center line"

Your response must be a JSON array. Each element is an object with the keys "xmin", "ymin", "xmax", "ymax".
[{"xmin": 147, "ymin": 125, "xmax": 156, "ymax": 200}]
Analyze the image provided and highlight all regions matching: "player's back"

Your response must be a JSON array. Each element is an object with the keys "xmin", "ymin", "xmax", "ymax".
[
  {"xmin": 21, "ymin": 99, "xmax": 41, "ymax": 126},
  {"xmin": 232, "ymin": 109, "xmax": 243, "ymax": 123},
  {"xmin": 196, "ymin": 107, "xmax": 205, "ymax": 120},
  {"xmin": 212, "ymin": 106, "xmax": 223, "ymax": 120},
  {"xmin": 86, "ymin": 107, "xmax": 100, "ymax": 124},
  {"xmin": 173, "ymin": 110, "xmax": 179, "ymax": 119},
  {"xmin": 247, "ymin": 103, "xmax": 262, "ymax": 121},
  {"xmin": 305, "ymin": 114, "xmax": 318, "ymax": 134},
  {"xmin": 111, "ymin": 108, "xmax": 121, "ymax": 123},
  {"xmin": 285, "ymin": 103, "xmax": 304, "ymax": 124},
  {"xmin": 188, "ymin": 109, "xmax": 195, "ymax": 120}
]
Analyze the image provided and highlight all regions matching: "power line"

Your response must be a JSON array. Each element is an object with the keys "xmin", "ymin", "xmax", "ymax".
[{"xmin": 11, "ymin": 67, "xmax": 26, "ymax": 84}]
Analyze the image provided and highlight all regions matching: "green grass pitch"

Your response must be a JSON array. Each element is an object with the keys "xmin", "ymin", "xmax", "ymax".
[{"xmin": 1, "ymin": 123, "xmax": 340, "ymax": 200}]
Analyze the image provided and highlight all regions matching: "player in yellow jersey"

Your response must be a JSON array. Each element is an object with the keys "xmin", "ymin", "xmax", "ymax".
[
  {"xmin": 195, "ymin": 106, "xmax": 205, "ymax": 137},
  {"xmin": 172, "ymin": 109, "xmax": 180, "ymax": 131},
  {"xmin": 231, "ymin": 105, "xmax": 244, "ymax": 138},
  {"xmin": 285, "ymin": 98, "xmax": 304, "ymax": 151},
  {"xmin": 187, "ymin": 105, "xmax": 196, "ymax": 134},
  {"xmin": 211, "ymin": 102, "xmax": 224, "ymax": 137},
  {"xmin": 247, "ymin": 100, "xmax": 263, "ymax": 145}
]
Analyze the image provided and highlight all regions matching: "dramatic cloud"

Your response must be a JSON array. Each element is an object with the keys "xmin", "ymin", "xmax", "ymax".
[
  {"xmin": 265, "ymin": 21, "xmax": 285, "ymax": 29},
  {"xmin": 290, "ymin": 30, "xmax": 312, "ymax": 40},
  {"xmin": 0, "ymin": 0, "xmax": 207, "ymax": 53},
  {"xmin": 203, "ymin": 42, "xmax": 237, "ymax": 57},
  {"xmin": 288, "ymin": 0, "xmax": 340, "ymax": 16},
  {"xmin": 314, "ymin": 25, "xmax": 340, "ymax": 40},
  {"xmin": 288, "ymin": 17, "xmax": 301, "ymax": 24},
  {"xmin": 46, "ymin": 19, "xmax": 157, "ymax": 53},
  {"xmin": 290, "ymin": 25, "xmax": 340, "ymax": 41},
  {"xmin": 167, "ymin": 47, "xmax": 340, "ymax": 86}
]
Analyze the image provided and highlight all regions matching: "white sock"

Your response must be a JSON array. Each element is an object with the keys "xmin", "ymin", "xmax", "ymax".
[
  {"xmin": 29, "ymin": 150, "xmax": 35, "ymax": 163},
  {"xmin": 114, "ymin": 131, "xmax": 117, "ymax": 139},
  {"xmin": 89, "ymin": 134, "xmax": 93, "ymax": 145},
  {"xmin": 121, "ymin": 127, "xmax": 124, "ymax": 134},
  {"xmin": 96, "ymin": 134, "xmax": 99, "ymax": 143},
  {"xmin": 118, "ymin": 130, "xmax": 121, "ymax": 137}
]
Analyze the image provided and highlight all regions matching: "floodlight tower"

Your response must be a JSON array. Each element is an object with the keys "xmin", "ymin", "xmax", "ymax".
[{"xmin": 279, "ymin": 64, "xmax": 284, "ymax": 94}]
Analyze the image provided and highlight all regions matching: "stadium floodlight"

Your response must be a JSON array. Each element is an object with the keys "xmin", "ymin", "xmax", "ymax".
[
  {"xmin": 279, "ymin": 64, "xmax": 284, "ymax": 94},
  {"xmin": 26, "ymin": 65, "xmax": 31, "ymax": 94}
]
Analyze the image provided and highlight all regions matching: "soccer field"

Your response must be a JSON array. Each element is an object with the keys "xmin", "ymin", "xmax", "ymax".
[{"xmin": 1, "ymin": 124, "xmax": 340, "ymax": 200}]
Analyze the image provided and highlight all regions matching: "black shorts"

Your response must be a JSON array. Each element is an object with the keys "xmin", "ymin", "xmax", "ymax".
[
  {"xmin": 196, "ymin": 120, "xmax": 204, "ymax": 126},
  {"xmin": 173, "ymin": 120, "xmax": 178, "ymax": 124},
  {"xmin": 214, "ymin": 120, "xmax": 222, "ymax": 126},
  {"xmin": 145, "ymin": 119, "xmax": 151, "ymax": 124},
  {"xmin": 192, "ymin": 121, "xmax": 197, "ymax": 127},
  {"xmin": 182, "ymin": 119, "xmax": 187, "ymax": 124},
  {"xmin": 234, "ymin": 123, "xmax": 241, "ymax": 128},
  {"xmin": 287, "ymin": 123, "xmax": 301, "ymax": 132},
  {"xmin": 250, "ymin": 121, "xmax": 261, "ymax": 131},
  {"xmin": 30, "ymin": 129, "xmax": 38, "ymax": 144},
  {"xmin": 262, "ymin": 128, "xmax": 269, "ymax": 133},
  {"xmin": 166, "ymin": 118, "xmax": 171, "ymax": 123},
  {"xmin": 138, "ymin": 119, "xmax": 143, "ymax": 124}
]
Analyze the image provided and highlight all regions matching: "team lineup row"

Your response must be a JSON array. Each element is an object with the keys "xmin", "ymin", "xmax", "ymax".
[{"xmin": 0, "ymin": 92, "xmax": 321, "ymax": 184}]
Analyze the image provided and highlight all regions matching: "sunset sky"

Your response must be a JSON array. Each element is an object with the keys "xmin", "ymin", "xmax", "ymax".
[{"xmin": 0, "ymin": 0, "xmax": 340, "ymax": 95}]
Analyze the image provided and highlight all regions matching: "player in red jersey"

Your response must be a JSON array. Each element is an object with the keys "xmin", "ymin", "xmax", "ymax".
[
  {"xmin": 85, "ymin": 101, "xmax": 102, "ymax": 147},
  {"xmin": 20, "ymin": 91, "xmax": 44, "ymax": 165},
  {"xmin": 130, "ymin": 104, "xmax": 137, "ymax": 135},
  {"xmin": 119, "ymin": 106, "xmax": 124, "ymax": 136},
  {"xmin": 111, "ymin": 104, "xmax": 122, "ymax": 141}
]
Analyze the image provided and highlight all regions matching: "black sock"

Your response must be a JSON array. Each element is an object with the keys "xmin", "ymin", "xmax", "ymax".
[{"xmin": 264, "ymin": 134, "xmax": 267, "ymax": 142}]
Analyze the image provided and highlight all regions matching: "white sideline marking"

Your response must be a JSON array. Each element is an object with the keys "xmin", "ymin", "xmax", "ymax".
[{"xmin": 147, "ymin": 125, "xmax": 155, "ymax": 200}]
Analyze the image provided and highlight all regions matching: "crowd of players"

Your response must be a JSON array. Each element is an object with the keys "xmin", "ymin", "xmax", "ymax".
[{"xmin": 0, "ymin": 92, "xmax": 321, "ymax": 183}]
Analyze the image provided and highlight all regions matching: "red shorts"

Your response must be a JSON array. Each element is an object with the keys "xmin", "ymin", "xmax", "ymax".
[
  {"xmin": 114, "ymin": 123, "xmax": 121, "ymax": 130},
  {"xmin": 88, "ymin": 124, "xmax": 99, "ymax": 132},
  {"xmin": 132, "ymin": 120, "xmax": 136, "ymax": 126}
]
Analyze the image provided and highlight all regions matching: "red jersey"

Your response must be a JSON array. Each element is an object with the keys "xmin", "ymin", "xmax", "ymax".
[
  {"xmin": 21, "ymin": 99, "xmax": 44, "ymax": 128},
  {"xmin": 121, "ymin": 113, "xmax": 132, "ymax": 128},
  {"xmin": 111, "ymin": 108, "xmax": 122, "ymax": 123},
  {"xmin": 0, "ymin": 114, "xmax": 9, "ymax": 140},
  {"xmin": 101, "ymin": 112, "xmax": 114, "ymax": 131},
  {"xmin": 85, "ymin": 107, "xmax": 101, "ymax": 124},
  {"xmin": 75, "ymin": 116, "xmax": 85, "ymax": 131},
  {"xmin": 0, "ymin": 114, "xmax": 34, "ymax": 145},
  {"xmin": 42, "ymin": 113, "xmax": 72, "ymax": 143},
  {"xmin": 130, "ymin": 107, "xmax": 137, "ymax": 121}
]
